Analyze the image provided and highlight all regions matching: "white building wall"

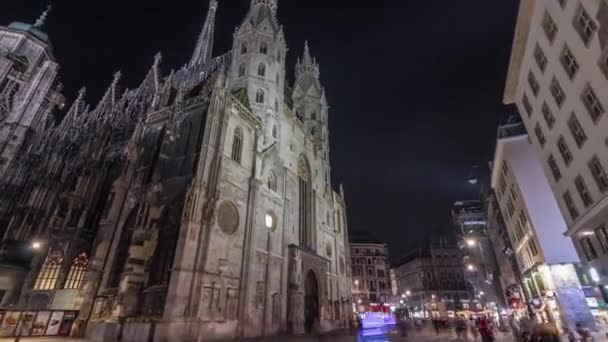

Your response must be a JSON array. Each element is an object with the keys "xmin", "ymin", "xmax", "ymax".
[{"xmin": 505, "ymin": 0, "xmax": 608, "ymax": 281}]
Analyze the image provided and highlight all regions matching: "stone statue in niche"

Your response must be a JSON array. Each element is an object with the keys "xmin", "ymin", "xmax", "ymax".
[
  {"xmin": 201, "ymin": 287, "xmax": 212, "ymax": 321},
  {"xmin": 255, "ymin": 281, "xmax": 264, "ymax": 308}
]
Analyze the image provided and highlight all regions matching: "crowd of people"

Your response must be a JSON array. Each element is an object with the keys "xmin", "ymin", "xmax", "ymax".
[{"xmin": 392, "ymin": 314, "xmax": 599, "ymax": 341}]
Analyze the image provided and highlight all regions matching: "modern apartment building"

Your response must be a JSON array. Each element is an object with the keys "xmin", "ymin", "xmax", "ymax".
[
  {"xmin": 504, "ymin": 0, "xmax": 608, "ymax": 292},
  {"xmin": 490, "ymin": 120, "xmax": 594, "ymax": 330}
]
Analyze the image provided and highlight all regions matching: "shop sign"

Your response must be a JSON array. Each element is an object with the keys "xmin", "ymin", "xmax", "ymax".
[{"xmin": 586, "ymin": 297, "xmax": 599, "ymax": 308}]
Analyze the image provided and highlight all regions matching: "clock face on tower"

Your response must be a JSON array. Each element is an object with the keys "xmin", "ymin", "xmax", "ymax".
[{"xmin": 265, "ymin": 212, "xmax": 276, "ymax": 231}]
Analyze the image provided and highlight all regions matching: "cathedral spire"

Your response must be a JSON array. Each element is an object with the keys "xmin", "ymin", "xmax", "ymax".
[
  {"xmin": 189, "ymin": 0, "xmax": 217, "ymax": 68},
  {"xmin": 33, "ymin": 4, "xmax": 51, "ymax": 29},
  {"xmin": 296, "ymin": 41, "xmax": 320, "ymax": 80}
]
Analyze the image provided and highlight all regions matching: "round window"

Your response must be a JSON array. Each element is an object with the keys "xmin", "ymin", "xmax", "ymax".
[{"xmin": 217, "ymin": 201, "xmax": 239, "ymax": 235}]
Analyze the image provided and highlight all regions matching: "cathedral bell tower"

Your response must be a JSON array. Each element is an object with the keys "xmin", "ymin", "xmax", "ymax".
[
  {"xmin": 230, "ymin": 0, "xmax": 286, "ymax": 144},
  {"xmin": 0, "ymin": 6, "xmax": 64, "ymax": 176},
  {"xmin": 293, "ymin": 42, "xmax": 331, "ymax": 189}
]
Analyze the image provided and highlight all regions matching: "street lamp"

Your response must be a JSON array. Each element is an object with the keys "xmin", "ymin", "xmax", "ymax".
[
  {"xmin": 479, "ymin": 291, "xmax": 485, "ymax": 296},
  {"xmin": 31, "ymin": 241, "xmax": 42, "ymax": 250},
  {"xmin": 401, "ymin": 294, "xmax": 406, "ymax": 299},
  {"xmin": 405, "ymin": 290, "xmax": 411, "ymax": 296},
  {"xmin": 466, "ymin": 239, "xmax": 477, "ymax": 247},
  {"xmin": 467, "ymin": 264, "xmax": 476, "ymax": 272}
]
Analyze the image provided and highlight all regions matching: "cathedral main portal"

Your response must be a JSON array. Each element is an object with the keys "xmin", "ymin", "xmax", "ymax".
[{"xmin": 304, "ymin": 271, "xmax": 319, "ymax": 333}]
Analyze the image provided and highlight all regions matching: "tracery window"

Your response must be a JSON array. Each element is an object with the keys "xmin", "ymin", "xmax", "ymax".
[
  {"xmin": 34, "ymin": 250, "xmax": 64, "ymax": 290},
  {"xmin": 64, "ymin": 252, "xmax": 88, "ymax": 289},
  {"xmin": 238, "ymin": 64, "xmax": 246, "ymax": 77},
  {"xmin": 298, "ymin": 156, "xmax": 313, "ymax": 249},
  {"xmin": 260, "ymin": 42, "xmax": 268, "ymax": 54},
  {"xmin": 258, "ymin": 63, "xmax": 266, "ymax": 77},
  {"xmin": 231, "ymin": 127, "xmax": 243, "ymax": 163},
  {"xmin": 256, "ymin": 89, "xmax": 265, "ymax": 104},
  {"xmin": 240, "ymin": 43, "xmax": 248, "ymax": 55},
  {"xmin": 268, "ymin": 172, "xmax": 277, "ymax": 192}
]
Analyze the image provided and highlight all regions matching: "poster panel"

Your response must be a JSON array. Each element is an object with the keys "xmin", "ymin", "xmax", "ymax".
[
  {"xmin": 17, "ymin": 311, "xmax": 35, "ymax": 336},
  {"xmin": 58, "ymin": 311, "xmax": 76, "ymax": 336},
  {"xmin": 0, "ymin": 311, "xmax": 21, "ymax": 337},
  {"xmin": 45, "ymin": 311, "xmax": 64, "ymax": 336},
  {"xmin": 31, "ymin": 311, "xmax": 51, "ymax": 336}
]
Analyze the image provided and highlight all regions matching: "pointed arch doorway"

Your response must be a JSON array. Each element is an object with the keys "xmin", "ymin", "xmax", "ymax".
[{"xmin": 304, "ymin": 270, "xmax": 319, "ymax": 333}]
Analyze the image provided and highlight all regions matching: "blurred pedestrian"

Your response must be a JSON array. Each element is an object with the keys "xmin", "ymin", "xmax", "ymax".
[
  {"xmin": 479, "ymin": 316, "xmax": 495, "ymax": 342},
  {"xmin": 469, "ymin": 317, "xmax": 480, "ymax": 341},
  {"xmin": 455, "ymin": 315, "xmax": 467, "ymax": 340}
]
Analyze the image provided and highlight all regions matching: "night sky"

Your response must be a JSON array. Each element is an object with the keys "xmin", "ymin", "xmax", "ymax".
[{"xmin": 2, "ymin": 0, "xmax": 520, "ymax": 264}]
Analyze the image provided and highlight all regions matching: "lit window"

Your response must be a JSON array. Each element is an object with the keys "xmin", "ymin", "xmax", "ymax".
[
  {"xmin": 557, "ymin": 136, "xmax": 573, "ymax": 165},
  {"xmin": 522, "ymin": 93, "xmax": 533, "ymax": 117},
  {"xmin": 574, "ymin": 175, "xmax": 594, "ymax": 207},
  {"xmin": 560, "ymin": 45, "xmax": 579, "ymax": 79},
  {"xmin": 534, "ymin": 123, "xmax": 546, "ymax": 147},
  {"xmin": 527, "ymin": 71, "xmax": 540, "ymax": 97},
  {"xmin": 582, "ymin": 84, "xmax": 604, "ymax": 123},
  {"xmin": 64, "ymin": 252, "xmax": 88, "ymax": 289},
  {"xmin": 563, "ymin": 190, "xmax": 579, "ymax": 220},
  {"xmin": 547, "ymin": 154, "xmax": 562, "ymax": 182},
  {"xmin": 574, "ymin": 4, "xmax": 597, "ymax": 46},
  {"xmin": 542, "ymin": 12, "xmax": 558, "ymax": 43},
  {"xmin": 34, "ymin": 250, "xmax": 64, "ymax": 290},
  {"xmin": 588, "ymin": 155, "xmax": 608, "ymax": 193},
  {"xmin": 533, "ymin": 44, "xmax": 547, "ymax": 72},
  {"xmin": 542, "ymin": 102, "xmax": 555, "ymax": 129},
  {"xmin": 567, "ymin": 113, "xmax": 587, "ymax": 148},
  {"xmin": 549, "ymin": 77, "xmax": 565, "ymax": 108},
  {"xmin": 231, "ymin": 127, "xmax": 243, "ymax": 163}
]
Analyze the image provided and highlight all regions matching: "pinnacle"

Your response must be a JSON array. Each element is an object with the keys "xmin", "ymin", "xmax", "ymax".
[{"xmin": 33, "ymin": 5, "xmax": 51, "ymax": 29}]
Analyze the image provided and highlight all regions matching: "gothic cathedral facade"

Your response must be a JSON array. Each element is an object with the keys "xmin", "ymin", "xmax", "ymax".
[{"xmin": 0, "ymin": 0, "xmax": 351, "ymax": 341}]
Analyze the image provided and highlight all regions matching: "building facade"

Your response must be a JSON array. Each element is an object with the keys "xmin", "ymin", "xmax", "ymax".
[
  {"xmin": 0, "ymin": 1, "xmax": 351, "ymax": 340},
  {"xmin": 452, "ymin": 200, "xmax": 506, "ymax": 312},
  {"xmin": 349, "ymin": 238, "xmax": 391, "ymax": 313},
  {"xmin": 490, "ymin": 120, "xmax": 594, "ymax": 330},
  {"xmin": 0, "ymin": 8, "xmax": 64, "ymax": 232},
  {"xmin": 504, "ymin": 0, "xmax": 608, "ymax": 294},
  {"xmin": 392, "ymin": 238, "xmax": 474, "ymax": 318}
]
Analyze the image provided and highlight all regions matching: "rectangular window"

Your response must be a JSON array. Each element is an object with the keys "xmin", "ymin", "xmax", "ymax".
[
  {"xmin": 563, "ymin": 190, "xmax": 579, "ymax": 220},
  {"xmin": 510, "ymin": 186, "xmax": 518, "ymax": 201},
  {"xmin": 502, "ymin": 161, "xmax": 509, "ymax": 175},
  {"xmin": 550, "ymin": 77, "xmax": 565, "ymax": 108},
  {"xmin": 595, "ymin": 225, "xmax": 608, "ymax": 254},
  {"xmin": 529, "ymin": 239, "xmax": 539, "ymax": 256},
  {"xmin": 581, "ymin": 237, "xmax": 598, "ymax": 261},
  {"xmin": 528, "ymin": 71, "xmax": 540, "ymax": 97},
  {"xmin": 567, "ymin": 113, "xmax": 587, "ymax": 148},
  {"xmin": 534, "ymin": 44, "xmax": 547, "ymax": 72},
  {"xmin": 574, "ymin": 4, "xmax": 597, "ymax": 46},
  {"xmin": 557, "ymin": 136, "xmax": 573, "ymax": 165},
  {"xmin": 534, "ymin": 123, "xmax": 546, "ymax": 147},
  {"xmin": 499, "ymin": 175, "xmax": 507, "ymax": 194},
  {"xmin": 582, "ymin": 84, "xmax": 605, "ymax": 123},
  {"xmin": 600, "ymin": 51, "xmax": 608, "ymax": 79},
  {"xmin": 574, "ymin": 175, "xmax": 594, "ymax": 207},
  {"xmin": 542, "ymin": 11, "xmax": 558, "ymax": 43},
  {"xmin": 589, "ymin": 155, "xmax": 608, "ymax": 193},
  {"xmin": 522, "ymin": 93, "xmax": 533, "ymax": 117},
  {"xmin": 560, "ymin": 45, "xmax": 579, "ymax": 79},
  {"xmin": 542, "ymin": 102, "xmax": 555, "ymax": 129}
]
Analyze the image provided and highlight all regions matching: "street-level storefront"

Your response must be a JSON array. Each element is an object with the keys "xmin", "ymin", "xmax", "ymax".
[{"xmin": 0, "ymin": 310, "xmax": 78, "ymax": 337}]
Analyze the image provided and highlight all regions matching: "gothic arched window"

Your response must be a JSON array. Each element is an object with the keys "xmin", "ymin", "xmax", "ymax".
[
  {"xmin": 64, "ymin": 252, "xmax": 88, "ymax": 289},
  {"xmin": 256, "ymin": 89, "xmax": 265, "ymax": 104},
  {"xmin": 272, "ymin": 124, "xmax": 278, "ymax": 139},
  {"xmin": 276, "ymin": 73, "xmax": 280, "ymax": 85},
  {"xmin": 34, "ymin": 249, "xmax": 64, "ymax": 290},
  {"xmin": 231, "ymin": 127, "xmax": 243, "ymax": 163},
  {"xmin": 238, "ymin": 64, "xmax": 246, "ymax": 77},
  {"xmin": 268, "ymin": 172, "xmax": 277, "ymax": 192},
  {"xmin": 240, "ymin": 43, "xmax": 248, "ymax": 55},
  {"xmin": 258, "ymin": 63, "xmax": 266, "ymax": 77},
  {"xmin": 274, "ymin": 99, "xmax": 279, "ymax": 112},
  {"xmin": 260, "ymin": 42, "xmax": 268, "ymax": 54},
  {"xmin": 298, "ymin": 156, "xmax": 313, "ymax": 249}
]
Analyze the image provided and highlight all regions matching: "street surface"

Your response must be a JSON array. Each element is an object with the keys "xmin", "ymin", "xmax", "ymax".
[{"xmin": 0, "ymin": 327, "xmax": 519, "ymax": 342}]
